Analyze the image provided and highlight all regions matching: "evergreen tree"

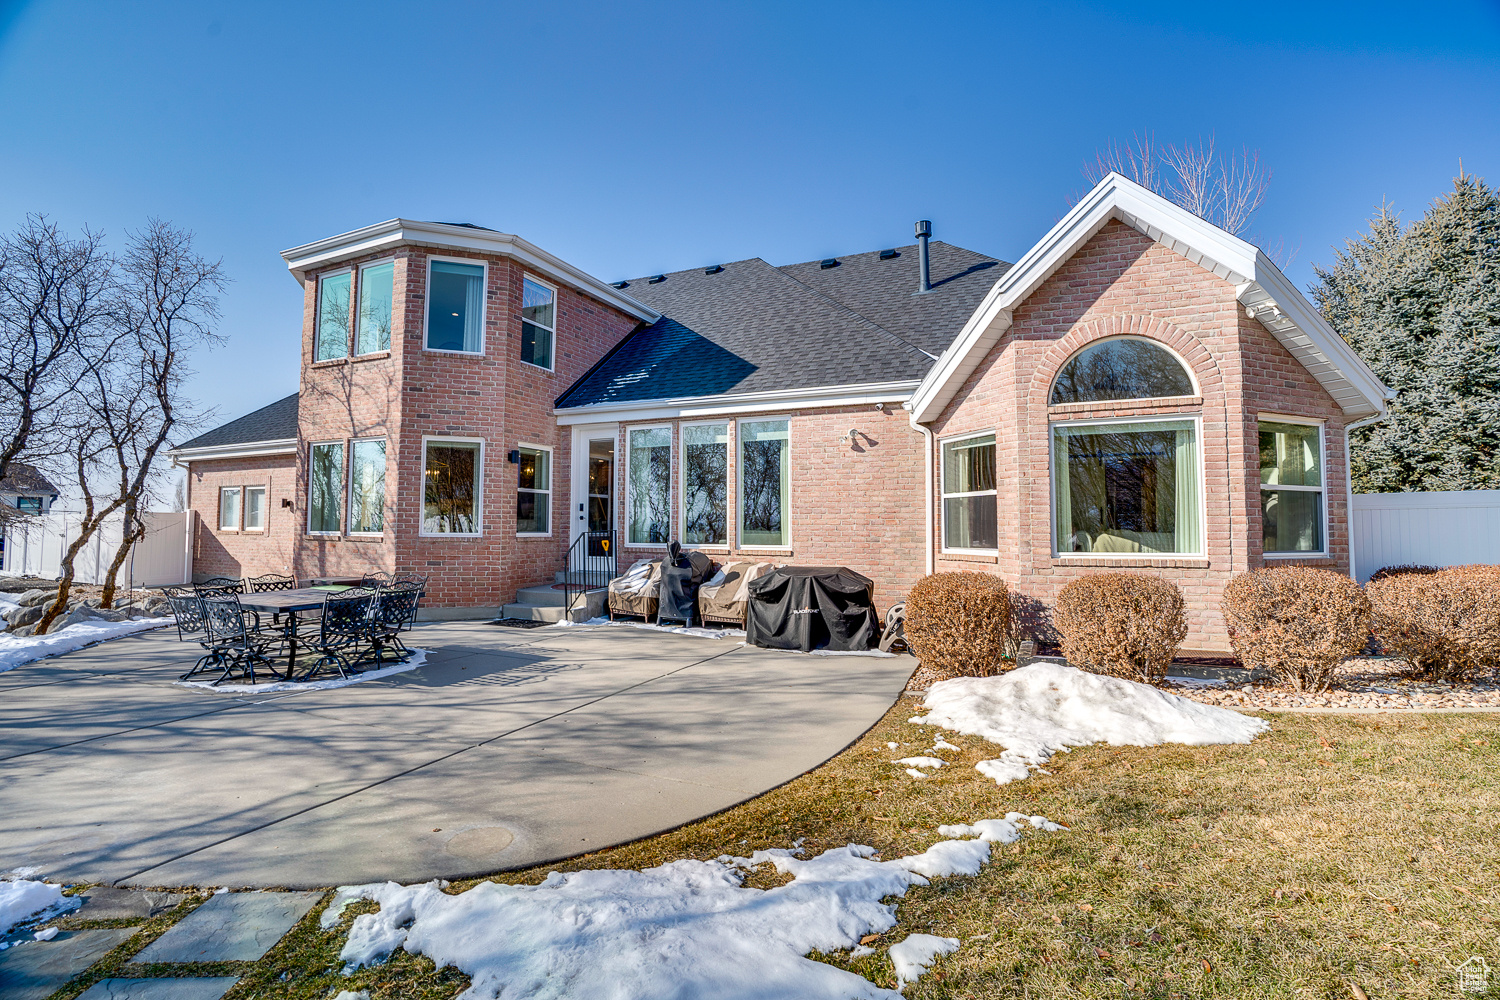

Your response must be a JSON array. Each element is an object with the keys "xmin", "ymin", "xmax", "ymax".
[{"xmin": 1313, "ymin": 172, "xmax": 1500, "ymax": 492}]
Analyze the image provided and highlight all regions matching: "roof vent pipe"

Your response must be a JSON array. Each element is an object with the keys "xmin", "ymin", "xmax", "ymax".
[{"xmin": 915, "ymin": 220, "xmax": 932, "ymax": 293}]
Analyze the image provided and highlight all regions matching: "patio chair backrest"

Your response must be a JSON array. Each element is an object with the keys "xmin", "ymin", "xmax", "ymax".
[
  {"xmin": 392, "ymin": 572, "xmax": 429, "ymax": 589},
  {"xmin": 197, "ymin": 576, "xmax": 245, "ymax": 595},
  {"xmin": 247, "ymin": 573, "xmax": 297, "ymax": 592},
  {"xmin": 201, "ymin": 594, "xmax": 252, "ymax": 645},
  {"xmin": 321, "ymin": 588, "xmax": 375, "ymax": 642},
  {"xmin": 165, "ymin": 593, "xmax": 207, "ymax": 639},
  {"xmin": 362, "ymin": 572, "xmax": 394, "ymax": 588},
  {"xmin": 372, "ymin": 585, "xmax": 422, "ymax": 630}
]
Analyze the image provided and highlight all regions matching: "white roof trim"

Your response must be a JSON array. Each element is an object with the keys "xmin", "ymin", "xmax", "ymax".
[
  {"xmin": 280, "ymin": 219, "xmax": 660, "ymax": 324},
  {"xmin": 169, "ymin": 438, "xmax": 299, "ymax": 463},
  {"xmin": 907, "ymin": 172, "xmax": 1394, "ymax": 423},
  {"xmin": 554, "ymin": 380, "xmax": 918, "ymax": 425}
]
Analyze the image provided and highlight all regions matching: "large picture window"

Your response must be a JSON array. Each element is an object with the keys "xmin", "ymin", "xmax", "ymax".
[
  {"xmin": 422, "ymin": 440, "xmax": 481, "ymax": 534},
  {"xmin": 1049, "ymin": 338, "xmax": 1194, "ymax": 404},
  {"xmin": 627, "ymin": 427, "xmax": 671, "ymax": 545},
  {"xmin": 516, "ymin": 446, "xmax": 551, "ymax": 535},
  {"xmin": 520, "ymin": 278, "xmax": 555, "ymax": 370},
  {"xmin": 1053, "ymin": 418, "xmax": 1201, "ymax": 555},
  {"xmin": 426, "ymin": 260, "xmax": 484, "ymax": 353},
  {"xmin": 356, "ymin": 261, "xmax": 394, "ymax": 355},
  {"xmin": 682, "ymin": 423, "xmax": 728, "ymax": 546},
  {"xmin": 308, "ymin": 443, "xmax": 344, "ymax": 534},
  {"xmin": 218, "ymin": 487, "xmax": 241, "ymax": 531},
  {"xmin": 941, "ymin": 433, "xmax": 997, "ymax": 551},
  {"xmin": 315, "ymin": 271, "xmax": 351, "ymax": 361},
  {"xmin": 349, "ymin": 438, "xmax": 386, "ymax": 534},
  {"xmin": 739, "ymin": 418, "xmax": 789, "ymax": 547},
  {"xmin": 1260, "ymin": 420, "xmax": 1324, "ymax": 554}
]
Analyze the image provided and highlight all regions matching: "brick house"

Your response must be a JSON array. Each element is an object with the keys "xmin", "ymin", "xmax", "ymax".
[{"xmin": 170, "ymin": 174, "xmax": 1392, "ymax": 649}]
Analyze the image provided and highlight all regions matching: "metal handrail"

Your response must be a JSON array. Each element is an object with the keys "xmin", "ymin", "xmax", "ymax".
[{"xmin": 563, "ymin": 530, "xmax": 616, "ymax": 619}]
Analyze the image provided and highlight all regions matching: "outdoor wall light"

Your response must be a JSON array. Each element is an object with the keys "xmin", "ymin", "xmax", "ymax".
[
  {"xmin": 280, "ymin": 498, "xmax": 294, "ymax": 509},
  {"xmin": 507, "ymin": 449, "xmax": 521, "ymax": 464},
  {"xmin": 840, "ymin": 428, "xmax": 860, "ymax": 444}
]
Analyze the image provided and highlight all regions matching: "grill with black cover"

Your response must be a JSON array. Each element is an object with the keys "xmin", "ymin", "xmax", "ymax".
[{"xmin": 745, "ymin": 565, "xmax": 878, "ymax": 652}]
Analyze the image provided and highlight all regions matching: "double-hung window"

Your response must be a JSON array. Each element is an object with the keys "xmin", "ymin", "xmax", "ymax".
[
  {"xmin": 516, "ymin": 446, "xmax": 551, "ymax": 535},
  {"xmin": 1259, "ymin": 419, "xmax": 1324, "ymax": 554},
  {"xmin": 682, "ymin": 423, "xmax": 728, "ymax": 546},
  {"xmin": 243, "ymin": 486, "xmax": 267, "ymax": 531},
  {"xmin": 315, "ymin": 271, "xmax": 352, "ymax": 361},
  {"xmin": 426, "ymin": 260, "xmax": 485, "ymax": 353},
  {"xmin": 218, "ymin": 487, "xmax": 242, "ymax": 531},
  {"xmin": 422, "ymin": 439, "xmax": 482, "ymax": 535},
  {"xmin": 1053, "ymin": 418, "xmax": 1202, "ymax": 555},
  {"xmin": 941, "ymin": 433, "xmax": 997, "ymax": 551},
  {"xmin": 308, "ymin": 442, "xmax": 344, "ymax": 534},
  {"xmin": 521, "ymin": 277, "xmax": 556, "ymax": 370},
  {"xmin": 349, "ymin": 438, "xmax": 387, "ymax": 534},
  {"xmin": 356, "ymin": 261, "xmax": 394, "ymax": 355},
  {"xmin": 627, "ymin": 427, "xmax": 672, "ymax": 545},
  {"xmin": 738, "ymin": 418, "xmax": 790, "ymax": 547}
]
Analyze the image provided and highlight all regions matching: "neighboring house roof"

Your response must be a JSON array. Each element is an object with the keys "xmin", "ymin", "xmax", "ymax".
[
  {"xmin": 908, "ymin": 172, "xmax": 1397, "ymax": 424},
  {"xmin": 0, "ymin": 463, "xmax": 60, "ymax": 496},
  {"xmin": 555, "ymin": 242, "xmax": 1008, "ymax": 412},
  {"xmin": 170, "ymin": 393, "xmax": 300, "ymax": 460},
  {"xmin": 279, "ymin": 219, "xmax": 660, "ymax": 324}
]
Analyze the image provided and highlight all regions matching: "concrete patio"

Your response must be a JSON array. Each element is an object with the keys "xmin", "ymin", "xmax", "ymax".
[{"xmin": 0, "ymin": 621, "xmax": 914, "ymax": 889}]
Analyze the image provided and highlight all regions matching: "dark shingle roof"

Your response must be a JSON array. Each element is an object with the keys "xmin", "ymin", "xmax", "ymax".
[
  {"xmin": 557, "ymin": 241, "xmax": 1008, "ymax": 409},
  {"xmin": 174, "ymin": 392, "xmax": 299, "ymax": 451},
  {"xmin": 0, "ymin": 463, "xmax": 60, "ymax": 496}
]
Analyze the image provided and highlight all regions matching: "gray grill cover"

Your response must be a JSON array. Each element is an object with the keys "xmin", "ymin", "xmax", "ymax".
[
  {"xmin": 745, "ymin": 566, "xmax": 877, "ymax": 652},
  {"xmin": 658, "ymin": 543, "xmax": 716, "ymax": 625}
]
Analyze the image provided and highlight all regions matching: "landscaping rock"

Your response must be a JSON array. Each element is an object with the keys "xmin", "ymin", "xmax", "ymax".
[
  {"xmin": 11, "ymin": 625, "xmax": 35, "ymax": 637},
  {"xmin": 6, "ymin": 604, "xmax": 46, "ymax": 627},
  {"xmin": 88, "ymin": 609, "xmax": 128, "ymax": 623},
  {"xmin": 17, "ymin": 589, "xmax": 55, "ymax": 608}
]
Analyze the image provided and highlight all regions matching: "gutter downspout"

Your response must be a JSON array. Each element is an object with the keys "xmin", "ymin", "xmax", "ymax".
[
  {"xmin": 906, "ymin": 403, "xmax": 935, "ymax": 577},
  {"xmin": 1343, "ymin": 409, "xmax": 1389, "ymax": 584}
]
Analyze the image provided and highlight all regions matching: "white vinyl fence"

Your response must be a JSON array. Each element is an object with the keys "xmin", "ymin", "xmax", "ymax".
[
  {"xmin": 1, "ymin": 510, "xmax": 194, "ymax": 587},
  {"xmin": 1351, "ymin": 490, "xmax": 1500, "ymax": 582}
]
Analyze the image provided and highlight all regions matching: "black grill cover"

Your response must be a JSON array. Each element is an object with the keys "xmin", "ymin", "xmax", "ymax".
[
  {"xmin": 657, "ymin": 543, "xmax": 716, "ymax": 625},
  {"xmin": 745, "ymin": 566, "xmax": 878, "ymax": 652}
]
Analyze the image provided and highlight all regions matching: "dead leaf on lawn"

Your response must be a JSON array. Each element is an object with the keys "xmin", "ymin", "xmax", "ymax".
[
  {"xmin": 1078, "ymin": 903, "xmax": 1094, "ymax": 912},
  {"xmin": 1201, "ymin": 958, "xmax": 1213, "ymax": 973},
  {"xmin": 859, "ymin": 934, "xmax": 880, "ymax": 945}
]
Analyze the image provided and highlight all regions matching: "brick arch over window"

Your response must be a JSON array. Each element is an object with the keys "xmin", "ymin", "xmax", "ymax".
[{"xmin": 1028, "ymin": 315, "xmax": 1224, "ymax": 404}]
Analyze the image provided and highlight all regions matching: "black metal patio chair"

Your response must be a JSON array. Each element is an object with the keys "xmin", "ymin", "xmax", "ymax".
[
  {"xmin": 167, "ymin": 592, "xmax": 222, "ymax": 681},
  {"xmin": 361, "ymin": 571, "xmax": 394, "ymax": 589},
  {"xmin": 197, "ymin": 593, "xmax": 277, "ymax": 686},
  {"xmin": 246, "ymin": 573, "xmax": 298, "ymax": 592},
  {"xmin": 302, "ymin": 588, "xmax": 378, "ymax": 681},
  {"xmin": 392, "ymin": 572, "xmax": 429, "ymax": 589},
  {"xmin": 196, "ymin": 576, "xmax": 245, "ymax": 594},
  {"xmin": 365, "ymin": 584, "xmax": 423, "ymax": 667}
]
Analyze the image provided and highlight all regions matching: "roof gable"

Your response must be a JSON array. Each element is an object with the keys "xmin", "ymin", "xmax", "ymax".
[
  {"xmin": 173, "ymin": 392, "xmax": 299, "ymax": 454},
  {"xmin": 907, "ymin": 173, "xmax": 1394, "ymax": 423}
]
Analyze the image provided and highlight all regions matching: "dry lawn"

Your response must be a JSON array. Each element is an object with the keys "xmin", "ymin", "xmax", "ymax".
[{"xmin": 49, "ymin": 701, "xmax": 1500, "ymax": 999}]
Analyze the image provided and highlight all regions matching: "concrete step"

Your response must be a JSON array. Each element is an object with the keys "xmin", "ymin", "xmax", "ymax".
[
  {"xmin": 515, "ymin": 584, "xmax": 570, "ymax": 608},
  {"xmin": 553, "ymin": 569, "xmax": 618, "ymax": 585},
  {"xmin": 502, "ymin": 587, "xmax": 607, "ymax": 623}
]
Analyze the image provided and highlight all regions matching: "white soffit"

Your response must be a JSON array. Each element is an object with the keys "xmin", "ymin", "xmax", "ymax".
[
  {"xmin": 908, "ymin": 172, "xmax": 1393, "ymax": 423},
  {"xmin": 280, "ymin": 219, "xmax": 660, "ymax": 323}
]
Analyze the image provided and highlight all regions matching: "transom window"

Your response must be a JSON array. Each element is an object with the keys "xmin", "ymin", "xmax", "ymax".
[
  {"xmin": 1053, "ymin": 418, "xmax": 1201, "ymax": 555},
  {"xmin": 1260, "ymin": 420, "xmax": 1324, "ymax": 554},
  {"xmin": 682, "ymin": 423, "xmax": 728, "ymax": 546},
  {"xmin": 1050, "ymin": 338, "xmax": 1194, "ymax": 404},
  {"xmin": 426, "ymin": 260, "xmax": 485, "ymax": 353},
  {"xmin": 521, "ymin": 278, "xmax": 556, "ymax": 370},
  {"xmin": 315, "ymin": 271, "xmax": 351, "ymax": 362},
  {"xmin": 941, "ymin": 432, "xmax": 997, "ymax": 551},
  {"xmin": 516, "ymin": 446, "xmax": 551, "ymax": 535}
]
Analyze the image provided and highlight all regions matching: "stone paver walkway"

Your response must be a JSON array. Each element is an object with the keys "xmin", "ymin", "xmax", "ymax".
[
  {"xmin": 133, "ymin": 891, "xmax": 323, "ymax": 963},
  {"xmin": 0, "ymin": 927, "xmax": 136, "ymax": 1000},
  {"xmin": 77, "ymin": 976, "xmax": 240, "ymax": 999}
]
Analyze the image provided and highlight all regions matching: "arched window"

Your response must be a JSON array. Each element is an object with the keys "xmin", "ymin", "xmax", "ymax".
[{"xmin": 1049, "ymin": 338, "xmax": 1194, "ymax": 405}]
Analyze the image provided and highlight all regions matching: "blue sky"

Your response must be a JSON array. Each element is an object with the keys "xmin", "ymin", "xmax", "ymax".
[{"xmin": 1, "ymin": 0, "xmax": 1497, "ymax": 429}]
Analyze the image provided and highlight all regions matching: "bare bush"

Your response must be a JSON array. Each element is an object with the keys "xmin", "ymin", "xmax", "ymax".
[
  {"xmin": 1367, "ymin": 564, "xmax": 1441, "ymax": 583},
  {"xmin": 1369, "ymin": 566, "xmax": 1500, "ymax": 681},
  {"xmin": 1054, "ymin": 574, "xmax": 1187, "ymax": 685},
  {"xmin": 1221, "ymin": 567, "xmax": 1371, "ymax": 692},
  {"xmin": 904, "ymin": 572, "xmax": 1013, "ymax": 677}
]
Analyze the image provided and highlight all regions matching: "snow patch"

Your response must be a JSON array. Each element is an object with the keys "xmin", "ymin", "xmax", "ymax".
[
  {"xmin": 931, "ymin": 737, "xmax": 961, "ymax": 752},
  {"xmin": 888, "ymin": 934, "xmax": 960, "ymax": 984},
  {"xmin": 808, "ymin": 648, "xmax": 896, "ymax": 658},
  {"xmin": 552, "ymin": 616, "xmax": 746, "ymax": 640},
  {"xmin": 910, "ymin": 662, "xmax": 1269, "ymax": 786},
  {"xmin": 904, "ymin": 768, "xmax": 926, "ymax": 779},
  {"xmin": 894, "ymin": 756, "xmax": 944, "ymax": 768},
  {"xmin": 0, "ymin": 618, "xmax": 173, "ymax": 674},
  {"xmin": 937, "ymin": 814, "xmax": 1066, "ymax": 844},
  {"xmin": 0, "ymin": 879, "xmax": 79, "ymax": 938},
  {"xmin": 176, "ymin": 650, "xmax": 428, "ymax": 695}
]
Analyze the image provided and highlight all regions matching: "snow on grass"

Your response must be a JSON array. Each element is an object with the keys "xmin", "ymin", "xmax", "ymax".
[
  {"xmin": 910, "ymin": 662, "xmax": 1270, "ymax": 786},
  {"xmin": 931, "ymin": 737, "xmax": 961, "ymax": 752},
  {"xmin": 0, "ymin": 617, "xmax": 173, "ymax": 674},
  {"xmin": 0, "ymin": 878, "xmax": 79, "ymax": 939},
  {"xmin": 176, "ymin": 650, "xmax": 428, "ymax": 695},
  {"xmin": 894, "ymin": 756, "xmax": 944, "ymax": 768},
  {"xmin": 329, "ymin": 819, "xmax": 1064, "ymax": 1000},
  {"xmin": 888, "ymin": 934, "xmax": 960, "ymax": 984},
  {"xmin": 937, "ymin": 814, "xmax": 1067, "ymax": 844},
  {"xmin": 904, "ymin": 768, "xmax": 926, "ymax": 779}
]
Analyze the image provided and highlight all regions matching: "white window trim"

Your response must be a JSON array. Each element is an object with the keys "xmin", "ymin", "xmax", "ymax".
[
  {"xmin": 422, "ymin": 256, "xmax": 488, "ymax": 356},
  {"xmin": 679, "ymin": 419, "xmax": 731, "ymax": 550},
  {"xmin": 314, "ymin": 268, "xmax": 353, "ymax": 362},
  {"xmin": 1047, "ymin": 335, "xmax": 1201, "ymax": 404},
  {"xmin": 242, "ymin": 485, "xmax": 268, "ymax": 533},
  {"xmin": 347, "ymin": 437, "xmax": 388, "ymax": 537},
  {"xmin": 519, "ymin": 273, "xmax": 558, "ymax": 373},
  {"xmin": 624, "ymin": 422, "xmax": 673, "ymax": 548},
  {"xmin": 515, "ymin": 441, "xmax": 554, "ymax": 538},
  {"xmin": 1049, "ymin": 412, "xmax": 1207, "ymax": 559},
  {"xmin": 939, "ymin": 429, "xmax": 999, "ymax": 556},
  {"xmin": 354, "ymin": 259, "xmax": 397, "ymax": 357},
  {"xmin": 218, "ymin": 486, "xmax": 242, "ymax": 533},
  {"xmin": 1258, "ymin": 414, "xmax": 1330, "ymax": 560},
  {"xmin": 419, "ymin": 435, "xmax": 485, "ymax": 538},
  {"xmin": 736, "ymin": 414, "xmax": 793, "ymax": 551},
  {"xmin": 306, "ymin": 440, "xmax": 346, "ymax": 536}
]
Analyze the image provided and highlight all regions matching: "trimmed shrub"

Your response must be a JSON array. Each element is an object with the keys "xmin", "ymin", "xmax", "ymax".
[
  {"xmin": 904, "ymin": 572, "xmax": 1013, "ymax": 677},
  {"xmin": 1367, "ymin": 564, "xmax": 1441, "ymax": 583},
  {"xmin": 1367, "ymin": 565, "xmax": 1500, "ymax": 681},
  {"xmin": 1220, "ymin": 567, "xmax": 1371, "ymax": 692},
  {"xmin": 1054, "ymin": 574, "xmax": 1187, "ymax": 685}
]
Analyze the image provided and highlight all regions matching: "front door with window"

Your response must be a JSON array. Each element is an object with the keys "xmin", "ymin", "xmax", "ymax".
[{"xmin": 571, "ymin": 424, "xmax": 617, "ymax": 573}]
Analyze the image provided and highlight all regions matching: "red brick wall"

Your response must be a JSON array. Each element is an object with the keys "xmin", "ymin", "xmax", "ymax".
[
  {"xmin": 930, "ymin": 220, "xmax": 1350, "ymax": 650},
  {"xmin": 186, "ymin": 454, "xmax": 298, "ymax": 580}
]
